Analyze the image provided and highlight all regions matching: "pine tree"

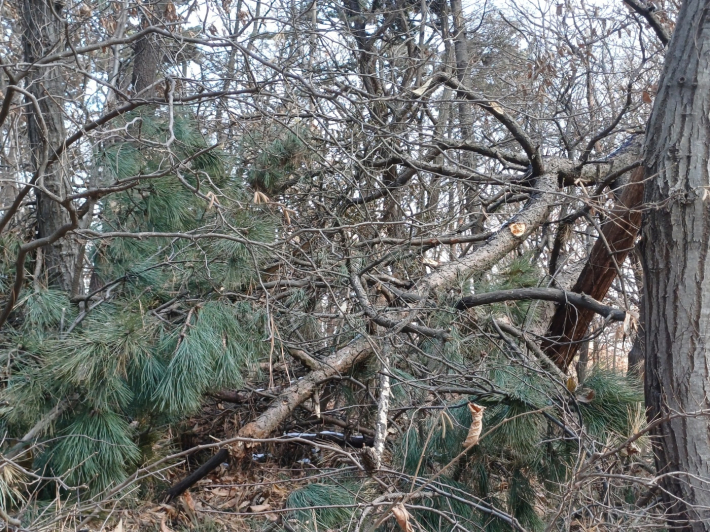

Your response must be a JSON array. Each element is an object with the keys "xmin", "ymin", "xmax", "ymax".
[{"xmin": 0, "ymin": 109, "xmax": 275, "ymax": 496}]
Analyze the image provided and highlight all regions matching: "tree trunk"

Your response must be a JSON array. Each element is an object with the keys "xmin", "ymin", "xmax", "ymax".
[
  {"xmin": 131, "ymin": 0, "xmax": 168, "ymax": 94},
  {"xmin": 642, "ymin": 1, "xmax": 710, "ymax": 528},
  {"xmin": 22, "ymin": 0, "xmax": 79, "ymax": 293},
  {"xmin": 542, "ymin": 166, "xmax": 644, "ymax": 371}
]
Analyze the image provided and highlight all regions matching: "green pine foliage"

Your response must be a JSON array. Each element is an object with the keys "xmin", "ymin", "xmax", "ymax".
[
  {"xmin": 285, "ymin": 481, "xmax": 364, "ymax": 532},
  {"xmin": 579, "ymin": 366, "xmax": 643, "ymax": 436},
  {"xmin": 285, "ymin": 339, "xmax": 643, "ymax": 532},
  {"xmin": 244, "ymin": 124, "xmax": 312, "ymax": 194},
  {"xmin": 0, "ymin": 109, "xmax": 275, "ymax": 495},
  {"xmin": 45, "ymin": 409, "xmax": 141, "ymax": 492}
]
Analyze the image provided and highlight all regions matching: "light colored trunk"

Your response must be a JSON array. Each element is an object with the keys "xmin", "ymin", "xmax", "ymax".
[{"xmin": 372, "ymin": 344, "xmax": 391, "ymax": 469}]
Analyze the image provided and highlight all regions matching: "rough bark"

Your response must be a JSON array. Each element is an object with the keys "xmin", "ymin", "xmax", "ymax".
[
  {"xmin": 131, "ymin": 1, "xmax": 168, "ymax": 94},
  {"xmin": 542, "ymin": 166, "xmax": 644, "ymax": 371},
  {"xmin": 642, "ymin": 1, "xmax": 710, "ymax": 528},
  {"xmin": 22, "ymin": 0, "xmax": 79, "ymax": 292},
  {"xmin": 628, "ymin": 250, "xmax": 645, "ymax": 377}
]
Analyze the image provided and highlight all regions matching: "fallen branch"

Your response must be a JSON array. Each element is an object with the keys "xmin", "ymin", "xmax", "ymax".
[
  {"xmin": 419, "ymin": 174, "xmax": 558, "ymax": 291},
  {"xmin": 455, "ymin": 287, "xmax": 625, "ymax": 321},
  {"xmin": 164, "ymin": 336, "xmax": 372, "ymax": 497},
  {"xmin": 166, "ymin": 174, "xmax": 560, "ymax": 497}
]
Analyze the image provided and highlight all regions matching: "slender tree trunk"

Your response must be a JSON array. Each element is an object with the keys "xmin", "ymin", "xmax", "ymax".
[
  {"xmin": 22, "ymin": 0, "xmax": 79, "ymax": 293},
  {"xmin": 628, "ymin": 250, "xmax": 645, "ymax": 377},
  {"xmin": 642, "ymin": 1, "xmax": 710, "ymax": 529}
]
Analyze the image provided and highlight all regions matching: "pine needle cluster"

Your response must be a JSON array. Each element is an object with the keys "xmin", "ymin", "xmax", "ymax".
[{"xmin": 0, "ymin": 110, "xmax": 274, "ymax": 496}]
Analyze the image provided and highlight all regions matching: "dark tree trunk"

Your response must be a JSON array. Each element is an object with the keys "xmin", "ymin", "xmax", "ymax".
[
  {"xmin": 22, "ymin": 0, "xmax": 79, "ymax": 293},
  {"xmin": 131, "ymin": 1, "xmax": 168, "ymax": 94},
  {"xmin": 542, "ymin": 166, "xmax": 644, "ymax": 370},
  {"xmin": 642, "ymin": 1, "xmax": 710, "ymax": 529}
]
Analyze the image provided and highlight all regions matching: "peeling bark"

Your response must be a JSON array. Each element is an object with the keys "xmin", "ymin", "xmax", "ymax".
[{"xmin": 372, "ymin": 344, "xmax": 391, "ymax": 470}]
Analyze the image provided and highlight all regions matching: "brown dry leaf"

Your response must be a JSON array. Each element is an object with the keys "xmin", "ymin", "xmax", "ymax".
[
  {"xmin": 108, "ymin": 519, "xmax": 123, "ymax": 532},
  {"xmin": 164, "ymin": 2, "xmax": 178, "ymax": 21},
  {"xmin": 220, "ymin": 497, "xmax": 238, "ymax": 509},
  {"xmin": 160, "ymin": 516, "xmax": 174, "ymax": 532},
  {"xmin": 183, "ymin": 491, "xmax": 196, "ymax": 512},
  {"xmin": 272, "ymin": 484, "xmax": 288, "ymax": 496},
  {"xmin": 576, "ymin": 389, "xmax": 596, "ymax": 403},
  {"xmin": 205, "ymin": 191, "xmax": 219, "ymax": 210},
  {"xmin": 250, "ymin": 503, "xmax": 272, "ymax": 513},
  {"xmin": 566, "ymin": 376, "xmax": 578, "ymax": 393},
  {"xmin": 464, "ymin": 403, "xmax": 485, "ymax": 447},
  {"xmin": 509, "ymin": 223, "xmax": 526, "ymax": 237},
  {"xmin": 159, "ymin": 503, "xmax": 178, "ymax": 518},
  {"xmin": 392, "ymin": 504, "xmax": 414, "ymax": 532},
  {"xmin": 642, "ymin": 90, "xmax": 653, "ymax": 104},
  {"xmin": 100, "ymin": 17, "xmax": 117, "ymax": 33},
  {"xmin": 627, "ymin": 442, "xmax": 641, "ymax": 455}
]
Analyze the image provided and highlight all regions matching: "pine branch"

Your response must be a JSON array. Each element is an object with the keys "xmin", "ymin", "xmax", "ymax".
[{"xmin": 6, "ymin": 395, "xmax": 77, "ymax": 460}]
